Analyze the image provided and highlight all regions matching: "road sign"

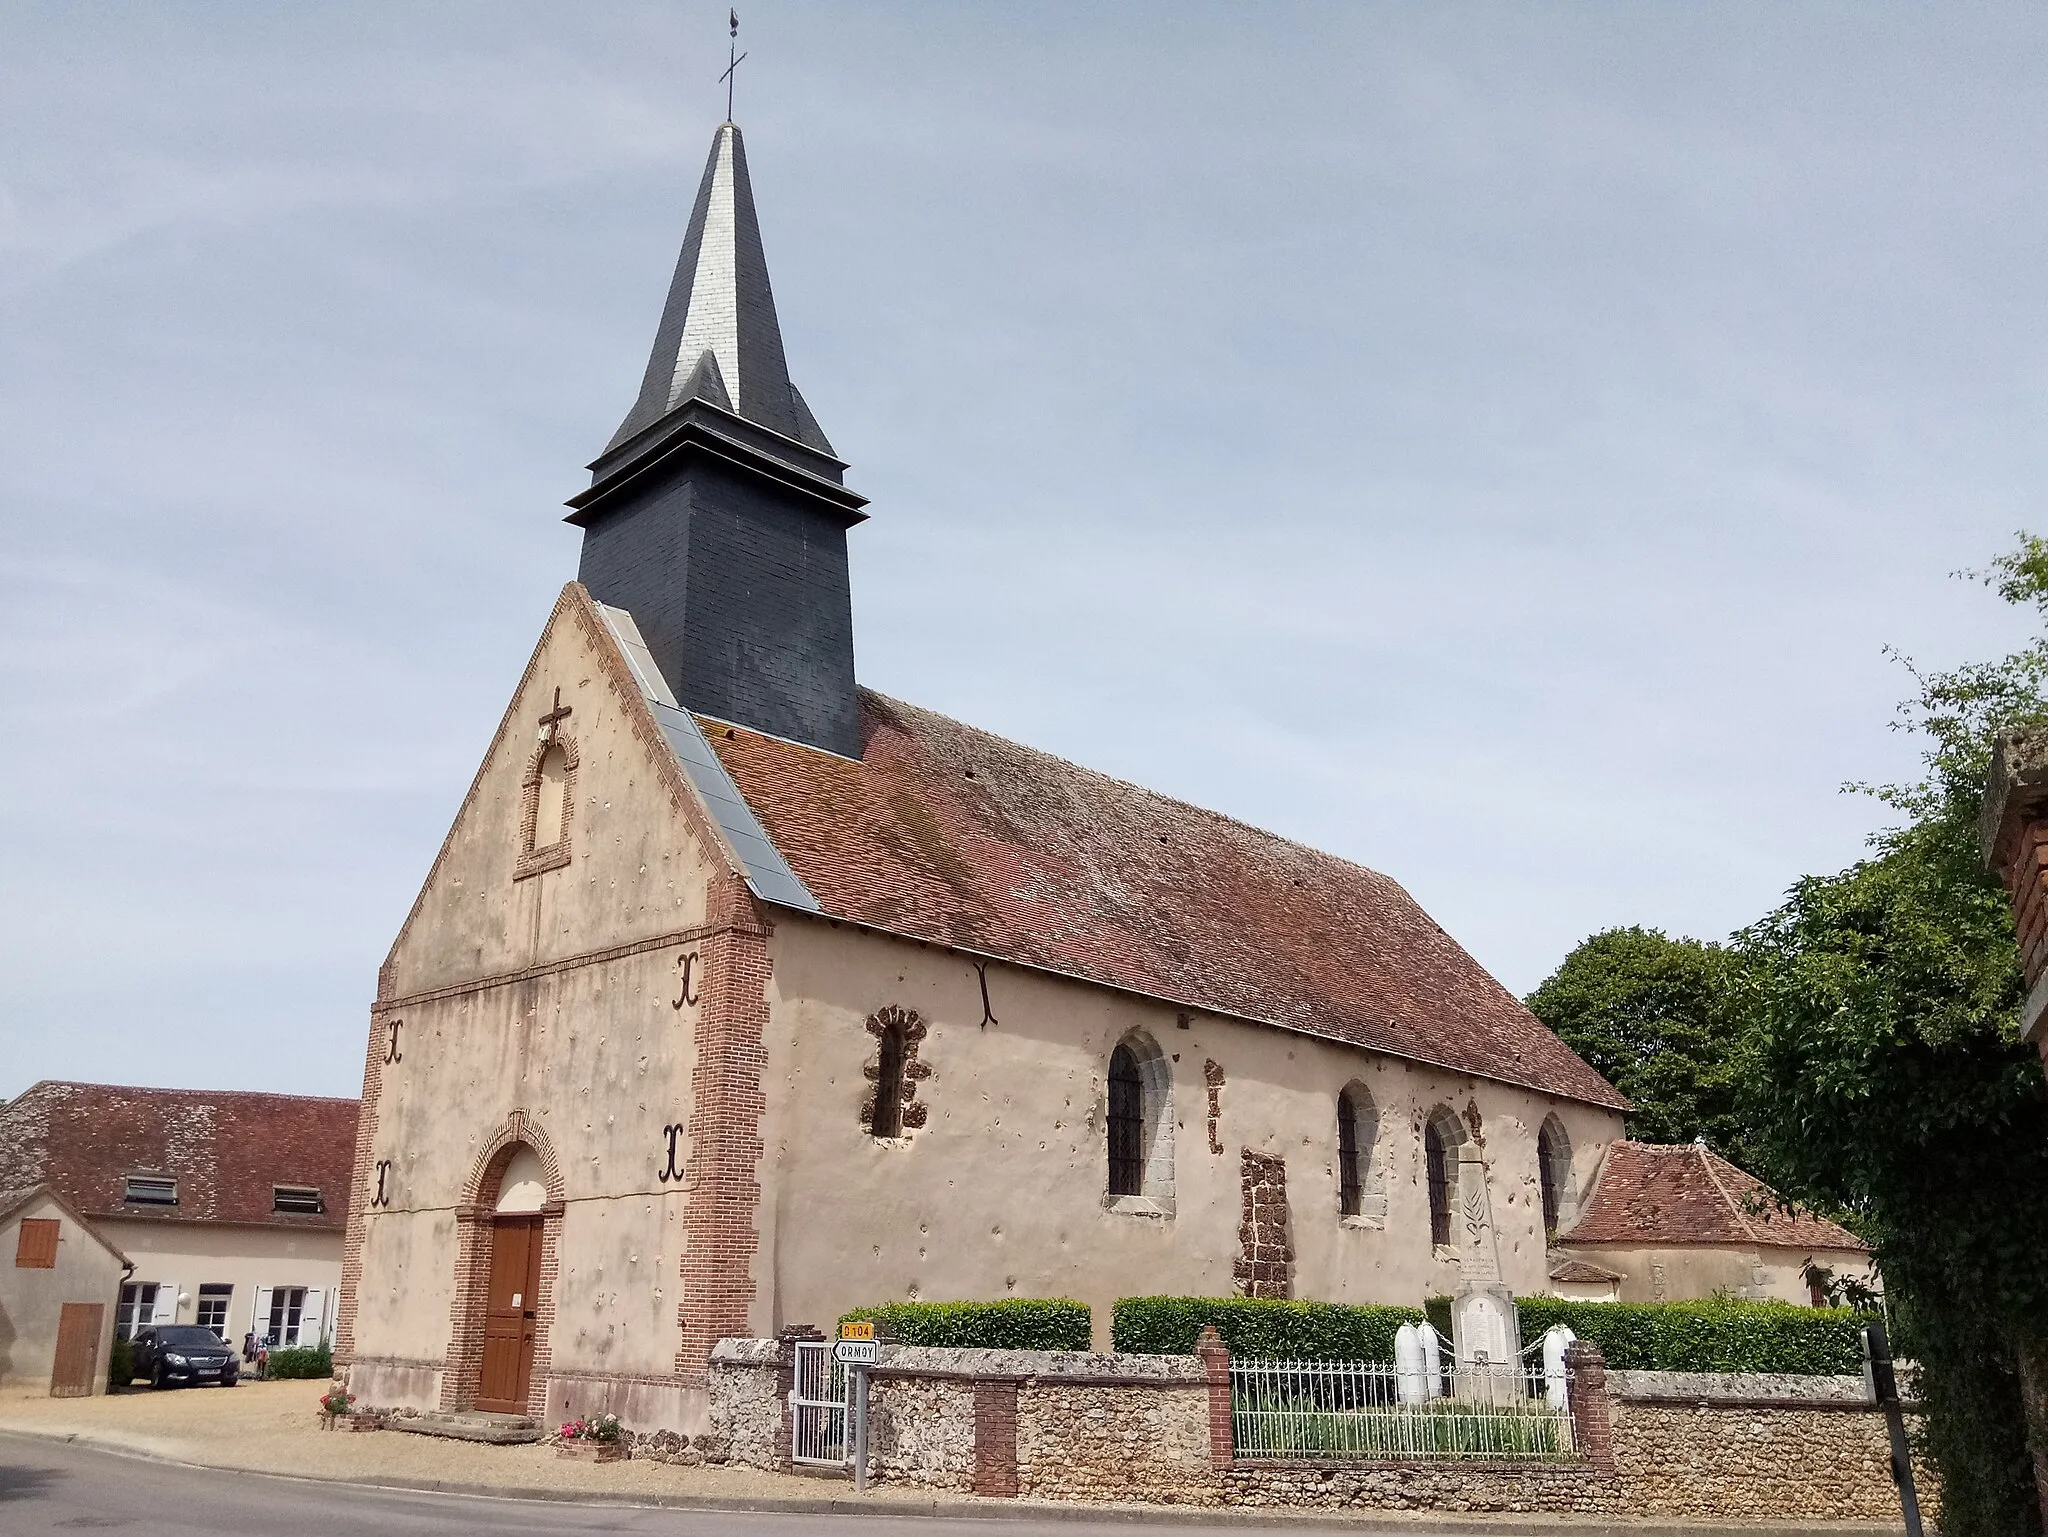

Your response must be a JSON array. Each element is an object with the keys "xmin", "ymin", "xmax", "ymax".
[
  {"xmin": 839, "ymin": 1320, "xmax": 875, "ymax": 1341},
  {"xmin": 835, "ymin": 1339, "xmax": 879, "ymax": 1366}
]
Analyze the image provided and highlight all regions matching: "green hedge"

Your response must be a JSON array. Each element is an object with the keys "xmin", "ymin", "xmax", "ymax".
[
  {"xmin": 266, "ymin": 1343, "xmax": 333, "ymax": 1380},
  {"xmin": 1516, "ymin": 1296, "xmax": 1865, "ymax": 1374},
  {"xmin": 837, "ymin": 1299, "xmax": 1091, "ymax": 1350},
  {"xmin": 1112, "ymin": 1297, "xmax": 1425, "ymax": 1361},
  {"xmin": 107, "ymin": 1338, "xmax": 134, "ymax": 1390}
]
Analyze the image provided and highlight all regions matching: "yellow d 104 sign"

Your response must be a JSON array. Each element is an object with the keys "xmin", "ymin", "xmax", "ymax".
[{"xmin": 840, "ymin": 1320, "xmax": 875, "ymax": 1341}]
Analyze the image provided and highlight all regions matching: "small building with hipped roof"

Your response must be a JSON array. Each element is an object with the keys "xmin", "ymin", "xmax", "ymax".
[{"xmin": 1552, "ymin": 1139, "xmax": 1872, "ymax": 1306}]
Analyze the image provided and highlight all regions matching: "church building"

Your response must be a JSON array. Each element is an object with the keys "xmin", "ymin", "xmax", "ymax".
[{"xmin": 337, "ymin": 118, "xmax": 1629, "ymax": 1434}]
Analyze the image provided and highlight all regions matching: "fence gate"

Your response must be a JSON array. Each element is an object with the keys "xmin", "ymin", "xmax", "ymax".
[{"xmin": 789, "ymin": 1339, "xmax": 849, "ymax": 1467}]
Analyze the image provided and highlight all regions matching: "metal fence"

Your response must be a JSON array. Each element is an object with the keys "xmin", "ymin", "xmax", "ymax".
[
  {"xmin": 1230, "ymin": 1359, "xmax": 1575, "ymax": 1462},
  {"xmin": 789, "ymin": 1340, "xmax": 849, "ymax": 1467}
]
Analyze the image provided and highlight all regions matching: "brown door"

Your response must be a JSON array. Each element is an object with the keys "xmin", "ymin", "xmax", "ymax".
[
  {"xmin": 476, "ymin": 1216, "xmax": 542, "ymax": 1413},
  {"xmin": 51, "ymin": 1303, "xmax": 103, "ymax": 1398}
]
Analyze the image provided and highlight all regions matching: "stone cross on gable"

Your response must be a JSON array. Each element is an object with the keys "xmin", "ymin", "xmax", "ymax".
[{"xmin": 538, "ymin": 686, "xmax": 572, "ymax": 743}]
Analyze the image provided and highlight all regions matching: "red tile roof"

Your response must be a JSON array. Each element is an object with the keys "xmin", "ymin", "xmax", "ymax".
[
  {"xmin": 1561, "ymin": 1141, "xmax": 1865, "ymax": 1251},
  {"xmin": 705, "ymin": 691, "xmax": 1627, "ymax": 1109},
  {"xmin": 0, "ymin": 1082, "xmax": 359, "ymax": 1232}
]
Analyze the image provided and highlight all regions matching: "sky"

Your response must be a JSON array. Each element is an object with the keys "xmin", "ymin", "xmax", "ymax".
[{"xmin": 3, "ymin": 3, "xmax": 2045, "ymax": 1101}]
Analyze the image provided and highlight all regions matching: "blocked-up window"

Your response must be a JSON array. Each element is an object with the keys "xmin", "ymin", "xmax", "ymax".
[{"xmin": 14, "ymin": 1217, "xmax": 58, "ymax": 1268}]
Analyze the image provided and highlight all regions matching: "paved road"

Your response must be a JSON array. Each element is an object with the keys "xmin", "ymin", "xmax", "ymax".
[{"xmin": 0, "ymin": 1432, "xmax": 1381, "ymax": 1537}]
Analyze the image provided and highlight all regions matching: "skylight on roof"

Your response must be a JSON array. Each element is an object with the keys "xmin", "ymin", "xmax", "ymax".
[
  {"xmin": 272, "ymin": 1185, "xmax": 324, "ymax": 1215},
  {"xmin": 123, "ymin": 1176, "xmax": 177, "ymax": 1206}
]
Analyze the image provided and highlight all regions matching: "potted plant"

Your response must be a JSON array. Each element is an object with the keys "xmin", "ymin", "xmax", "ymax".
[
  {"xmin": 317, "ymin": 1386, "xmax": 379, "ymax": 1431},
  {"xmin": 556, "ymin": 1412, "xmax": 627, "ymax": 1462}
]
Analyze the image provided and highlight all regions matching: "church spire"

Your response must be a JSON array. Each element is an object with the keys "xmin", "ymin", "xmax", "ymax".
[{"xmin": 605, "ymin": 122, "xmax": 833, "ymax": 458}]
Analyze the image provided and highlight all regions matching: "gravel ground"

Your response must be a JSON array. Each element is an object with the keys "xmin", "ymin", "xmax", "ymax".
[{"xmin": 0, "ymin": 1380, "xmax": 938, "ymax": 1506}]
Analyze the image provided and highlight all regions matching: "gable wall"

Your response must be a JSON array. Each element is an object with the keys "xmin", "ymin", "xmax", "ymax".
[
  {"xmin": 0, "ymin": 1192, "xmax": 125, "ymax": 1393},
  {"xmin": 755, "ymin": 917, "xmax": 1624, "ymax": 1346},
  {"xmin": 347, "ymin": 592, "xmax": 731, "ymax": 1420}
]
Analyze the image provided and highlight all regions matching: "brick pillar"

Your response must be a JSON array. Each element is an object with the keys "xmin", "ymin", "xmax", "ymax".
[
  {"xmin": 774, "ymin": 1325, "xmax": 822, "ymax": 1473},
  {"xmin": 1196, "ymin": 1325, "xmax": 1234, "ymax": 1467},
  {"xmin": 972, "ymin": 1379, "xmax": 1021, "ymax": 1497},
  {"xmin": 1565, "ymin": 1341, "xmax": 1614, "ymax": 1472}
]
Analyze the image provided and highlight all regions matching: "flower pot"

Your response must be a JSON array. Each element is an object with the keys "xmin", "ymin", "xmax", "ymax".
[{"xmin": 556, "ymin": 1440, "xmax": 626, "ymax": 1462}]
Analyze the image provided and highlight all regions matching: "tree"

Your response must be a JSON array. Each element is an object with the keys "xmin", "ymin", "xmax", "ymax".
[
  {"xmin": 1525, "ymin": 927, "xmax": 1750, "ymax": 1154},
  {"xmin": 1737, "ymin": 535, "xmax": 2048, "ymax": 1537}
]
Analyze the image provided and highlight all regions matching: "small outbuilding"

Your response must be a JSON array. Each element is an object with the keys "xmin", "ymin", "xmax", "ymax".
[
  {"xmin": 1552, "ymin": 1140, "xmax": 1872, "ymax": 1305},
  {"xmin": 0, "ymin": 1184, "xmax": 128, "ymax": 1397}
]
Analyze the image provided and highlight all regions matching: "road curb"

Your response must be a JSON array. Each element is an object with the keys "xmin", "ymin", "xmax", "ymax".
[{"xmin": 0, "ymin": 1424, "xmax": 1902, "ymax": 1536}]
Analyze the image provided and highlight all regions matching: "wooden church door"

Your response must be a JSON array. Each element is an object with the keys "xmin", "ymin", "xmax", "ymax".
[{"xmin": 476, "ymin": 1216, "xmax": 542, "ymax": 1413}]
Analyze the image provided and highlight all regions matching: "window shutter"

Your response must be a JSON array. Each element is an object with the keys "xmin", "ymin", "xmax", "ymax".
[
  {"xmin": 252, "ymin": 1286, "xmax": 275, "ymax": 1344},
  {"xmin": 14, "ymin": 1217, "xmax": 60, "ymax": 1268},
  {"xmin": 150, "ymin": 1282, "xmax": 179, "ymax": 1326},
  {"xmin": 297, "ymin": 1287, "xmax": 326, "ymax": 1348}
]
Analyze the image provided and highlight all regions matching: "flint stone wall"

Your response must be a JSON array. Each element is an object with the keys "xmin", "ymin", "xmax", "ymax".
[
  {"xmin": 706, "ymin": 1340, "xmax": 1934, "ymax": 1525},
  {"xmin": 870, "ymin": 1376, "xmax": 975, "ymax": 1488},
  {"xmin": 708, "ymin": 1337, "xmax": 783, "ymax": 1470},
  {"xmin": 1018, "ymin": 1382, "xmax": 1215, "ymax": 1504}
]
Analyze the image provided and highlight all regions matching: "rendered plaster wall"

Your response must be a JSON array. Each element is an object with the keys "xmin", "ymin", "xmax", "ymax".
[
  {"xmin": 0, "ymin": 1193, "xmax": 124, "ymax": 1395},
  {"xmin": 754, "ymin": 918, "xmax": 1624, "ymax": 1342},
  {"xmin": 350, "ymin": 593, "xmax": 717, "ymax": 1412},
  {"xmin": 1561, "ymin": 1243, "xmax": 1876, "ymax": 1306},
  {"xmin": 97, "ymin": 1221, "xmax": 341, "ymax": 1343}
]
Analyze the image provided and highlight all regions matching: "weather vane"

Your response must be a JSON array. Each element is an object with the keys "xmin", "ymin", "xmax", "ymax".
[{"xmin": 720, "ymin": 9, "xmax": 747, "ymax": 124}]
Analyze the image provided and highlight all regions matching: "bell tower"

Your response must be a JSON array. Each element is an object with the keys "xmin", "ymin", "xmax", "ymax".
[{"xmin": 566, "ymin": 121, "xmax": 866, "ymax": 758}]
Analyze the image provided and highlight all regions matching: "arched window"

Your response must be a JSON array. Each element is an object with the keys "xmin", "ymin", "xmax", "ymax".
[
  {"xmin": 1336, "ymin": 1084, "xmax": 1380, "ymax": 1220},
  {"xmin": 1105, "ymin": 1032, "xmax": 1174, "ymax": 1209},
  {"xmin": 1538, "ymin": 1116, "xmax": 1573, "ymax": 1235},
  {"xmin": 533, "ymin": 744, "xmax": 569, "ymax": 850},
  {"xmin": 1108, "ymin": 1044, "xmax": 1144, "ymax": 1195},
  {"xmin": 870, "ymin": 1018, "xmax": 908, "ymax": 1138},
  {"xmin": 1424, "ymin": 1108, "xmax": 1465, "ymax": 1249}
]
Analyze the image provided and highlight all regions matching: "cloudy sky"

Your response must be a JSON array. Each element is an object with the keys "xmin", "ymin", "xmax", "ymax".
[{"xmin": 4, "ymin": 3, "xmax": 2044, "ymax": 1101}]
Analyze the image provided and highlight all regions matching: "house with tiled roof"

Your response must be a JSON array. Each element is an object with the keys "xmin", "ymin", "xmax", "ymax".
[
  {"xmin": 0, "ymin": 1082, "xmax": 359, "ymax": 1355},
  {"xmin": 338, "ymin": 116, "xmax": 1629, "ymax": 1435},
  {"xmin": 1552, "ymin": 1140, "xmax": 1873, "ymax": 1306}
]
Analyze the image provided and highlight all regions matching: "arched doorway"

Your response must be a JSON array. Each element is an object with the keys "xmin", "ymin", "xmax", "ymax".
[{"xmin": 468, "ymin": 1141, "xmax": 552, "ymax": 1415}]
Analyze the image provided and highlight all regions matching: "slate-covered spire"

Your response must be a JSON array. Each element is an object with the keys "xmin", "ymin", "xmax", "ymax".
[
  {"xmin": 607, "ymin": 122, "xmax": 832, "ymax": 457},
  {"xmin": 567, "ymin": 118, "xmax": 867, "ymax": 761}
]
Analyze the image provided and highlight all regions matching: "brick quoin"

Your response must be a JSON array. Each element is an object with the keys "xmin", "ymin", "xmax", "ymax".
[
  {"xmin": 1196, "ymin": 1326, "xmax": 1234, "ymax": 1467},
  {"xmin": 972, "ymin": 1379, "xmax": 1021, "ymax": 1497},
  {"xmin": 674, "ymin": 868, "xmax": 776, "ymax": 1388},
  {"xmin": 334, "ymin": 1012, "xmax": 390, "ymax": 1372}
]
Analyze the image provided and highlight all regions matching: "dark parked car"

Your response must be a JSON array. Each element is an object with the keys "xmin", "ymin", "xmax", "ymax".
[{"xmin": 129, "ymin": 1326, "xmax": 240, "ymax": 1389}]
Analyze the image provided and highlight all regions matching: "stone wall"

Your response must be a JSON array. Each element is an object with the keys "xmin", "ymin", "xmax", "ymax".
[
  {"xmin": 870, "ymin": 1376, "xmax": 974, "ymax": 1489},
  {"xmin": 1018, "ymin": 1383, "xmax": 1215, "ymax": 1504},
  {"xmin": 708, "ymin": 1337, "xmax": 782, "ymax": 1470},
  {"xmin": 704, "ymin": 1337, "xmax": 1934, "ymax": 1525}
]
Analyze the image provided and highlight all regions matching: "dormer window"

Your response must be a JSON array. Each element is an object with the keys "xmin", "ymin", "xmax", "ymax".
[
  {"xmin": 124, "ymin": 1176, "xmax": 177, "ymax": 1206},
  {"xmin": 272, "ymin": 1185, "xmax": 324, "ymax": 1215}
]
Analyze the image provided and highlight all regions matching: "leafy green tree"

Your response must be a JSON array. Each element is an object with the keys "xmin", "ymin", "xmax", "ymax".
[
  {"xmin": 1737, "ymin": 535, "xmax": 2048, "ymax": 1537},
  {"xmin": 1525, "ymin": 926, "xmax": 1750, "ymax": 1153}
]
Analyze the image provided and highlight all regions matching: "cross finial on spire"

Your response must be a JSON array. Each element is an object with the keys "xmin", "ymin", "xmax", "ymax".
[{"xmin": 720, "ymin": 10, "xmax": 747, "ymax": 124}]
